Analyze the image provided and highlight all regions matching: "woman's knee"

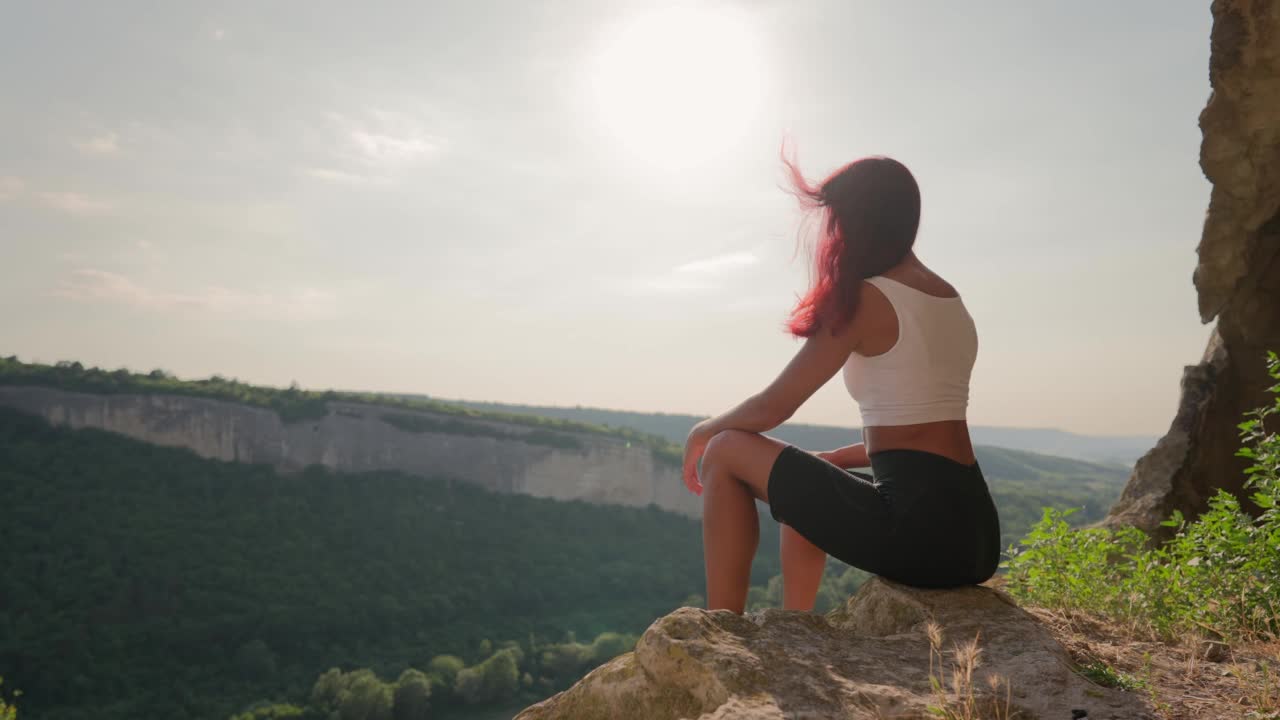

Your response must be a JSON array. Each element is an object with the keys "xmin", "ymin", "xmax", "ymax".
[{"xmin": 703, "ymin": 429, "xmax": 753, "ymax": 468}]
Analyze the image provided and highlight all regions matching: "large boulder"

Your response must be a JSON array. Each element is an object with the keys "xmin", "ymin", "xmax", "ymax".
[
  {"xmin": 1106, "ymin": 0, "xmax": 1280, "ymax": 537},
  {"xmin": 515, "ymin": 578, "xmax": 1153, "ymax": 720}
]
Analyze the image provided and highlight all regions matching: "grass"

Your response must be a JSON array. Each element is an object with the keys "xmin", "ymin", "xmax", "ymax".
[
  {"xmin": 924, "ymin": 622, "xmax": 1013, "ymax": 720},
  {"xmin": 1030, "ymin": 605, "xmax": 1280, "ymax": 719}
]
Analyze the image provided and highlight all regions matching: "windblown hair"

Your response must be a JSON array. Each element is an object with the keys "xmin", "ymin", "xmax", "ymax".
[{"xmin": 783, "ymin": 153, "xmax": 921, "ymax": 338}]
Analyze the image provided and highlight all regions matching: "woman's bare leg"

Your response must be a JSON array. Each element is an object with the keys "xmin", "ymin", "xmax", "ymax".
[
  {"xmin": 698, "ymin": 430, "xmax": 788, "ymax": 614},
  {"xmin": 780, "ymin": 524, "xmax": 826, "ymax": 611},
  {"xmin": 701, "ymin": 458, "xmax": 758, "ymax": 613}
]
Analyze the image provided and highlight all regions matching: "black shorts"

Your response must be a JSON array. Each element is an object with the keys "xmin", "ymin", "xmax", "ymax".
[{"xmin": 767, "ymin": 445, "xmax": 1001, "ymax": 588}]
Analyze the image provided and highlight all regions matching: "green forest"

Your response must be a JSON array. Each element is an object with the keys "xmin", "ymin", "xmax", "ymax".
[{"xmin": 0, "ymin": 408, "xmax": 775, "ymax": 720}]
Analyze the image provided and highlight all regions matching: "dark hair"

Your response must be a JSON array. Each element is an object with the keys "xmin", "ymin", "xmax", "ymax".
[{"xmin": 783, "ymin": 153, "xmax": 921, "ymax": 338}]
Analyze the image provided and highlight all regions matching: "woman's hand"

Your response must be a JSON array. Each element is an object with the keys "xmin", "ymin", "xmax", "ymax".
[{"xmin": 683, "ymin": 420, "xmax": 715, "ymax": 496}]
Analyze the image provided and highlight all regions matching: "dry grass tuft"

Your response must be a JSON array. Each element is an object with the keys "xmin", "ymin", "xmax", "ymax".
[{"xmin": 925, "ymin": 624, "xmax": 1013, "ymax": 720}]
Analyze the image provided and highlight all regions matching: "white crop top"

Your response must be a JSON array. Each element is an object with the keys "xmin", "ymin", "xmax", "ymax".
[{"xmin": 842, "ymin": 275, "xmax": 978, "ymax": 427}]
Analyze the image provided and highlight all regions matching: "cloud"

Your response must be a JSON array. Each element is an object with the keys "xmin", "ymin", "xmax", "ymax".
[
  {"xmin": 299, "ymin": 110, "xmax": 445, "ymax": 186},
  {"xmin": 302, "ymin": 167, "xmax": 388, "ymax": 186},
  {"xmin": 615, "ymin": 251, "xmax": 761, "ymax": 296},
  {"xmin": 53, "ymin": 269, "xmax": 337, "ymax": 318},
  {"xmin": 325, "ymin": 110, "xmax": 445, "ymax": 168},
  {"xmin": 0, "ymin": 180, "xmax": 114, "ymax": 213},
  {"xmin": 350, "ymin": 129, "xmax": 441, "ymax": 163},
  {"xmin": 674, "ymin": 252, "xmax": 759, "ymax": 275},
  {"xmin": 36, "ymin": 191, "xmax": 114, "ymax": 214},
  {"xmin": 74, "ymin": 132, "xmax": 120, "ymax": 155},
  {"xmin": 0, "ymin": 176, "xmax": 23, "ymax": 201}
]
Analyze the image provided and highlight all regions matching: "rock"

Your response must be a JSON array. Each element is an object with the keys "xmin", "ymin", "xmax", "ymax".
[
  {"xmin": 1106, "ymin": 0, "xmax": 1280, "ymax": 538},
  {"xmin": 515, "ymin": 578, "xmax": 1155, "ymax": 720},
  {"xmin": 1199, "ymin": 640, "xmax": 1231, "ymax": 663}
]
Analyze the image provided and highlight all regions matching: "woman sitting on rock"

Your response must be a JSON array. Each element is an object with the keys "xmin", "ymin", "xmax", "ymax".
[{"xmin": 682, "ymin": 154, "xmax": 1001, "ymax": 614}]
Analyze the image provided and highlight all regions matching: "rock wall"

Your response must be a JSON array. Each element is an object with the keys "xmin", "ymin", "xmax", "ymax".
[
  {"xmin": 1107, "ymin": 0, "xmax": 1280, "ymax": 536},
  {"xmin": 0, "ymin": 386, "xmax": 701, "ymax": 518}
]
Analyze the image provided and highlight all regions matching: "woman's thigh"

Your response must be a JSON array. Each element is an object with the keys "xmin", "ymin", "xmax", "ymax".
[{"xmin": 765, "ymin": 444, "xmax": 894, "ymax": 576}]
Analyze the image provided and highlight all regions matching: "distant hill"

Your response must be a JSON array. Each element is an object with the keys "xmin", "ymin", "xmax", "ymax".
[
  {"xmin": 0, "ymin": 357, "xmax": 1132, "ymax": 546},
  {"xmin": 433, "ymin": 398, "xmax": 1155, "ymax": 467}
]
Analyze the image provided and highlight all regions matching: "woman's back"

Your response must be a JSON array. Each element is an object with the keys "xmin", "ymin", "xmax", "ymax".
[{"xmin": 846, "ymin": 260, "xmax": 978, "ymax": 465}]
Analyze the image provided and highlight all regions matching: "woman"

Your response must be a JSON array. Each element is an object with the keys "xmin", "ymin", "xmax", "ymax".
[{"xmin": 682, "ymin": 155, "xmax": 1001, "ymax": 614}]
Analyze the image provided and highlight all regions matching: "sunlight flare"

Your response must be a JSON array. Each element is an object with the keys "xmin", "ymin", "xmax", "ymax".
[{"xmin": 588, "ymin": 5, "xmax": 768, "ymax": 170}]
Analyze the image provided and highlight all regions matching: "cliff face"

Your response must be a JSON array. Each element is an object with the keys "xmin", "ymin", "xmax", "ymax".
[
  {"xmin": 1107, "ymin": 0, "xmax": 1280, "ymax": 536},
  {"xmin": 0, "ymin": 386, "xmax": 700, "ymax": 517}
]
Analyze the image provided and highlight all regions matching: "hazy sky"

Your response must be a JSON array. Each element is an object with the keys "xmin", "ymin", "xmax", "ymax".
[{"xmin": 1, "ymin": 1, "xmax": 1214, "ymax": 436}]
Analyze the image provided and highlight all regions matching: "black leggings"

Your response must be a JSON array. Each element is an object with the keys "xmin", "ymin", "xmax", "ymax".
[{"xmin": 767, "ymin": 445, "xmax": 1001, "ymax": 588}]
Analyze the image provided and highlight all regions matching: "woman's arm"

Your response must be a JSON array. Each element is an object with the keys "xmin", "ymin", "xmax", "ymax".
[
  {"xmin": 683, "ymin": 315, "xmax": 865, "ymax": 494},
  {"xmin": 817, "ymin": 442, "xmax": 869, "ymax": 468}
]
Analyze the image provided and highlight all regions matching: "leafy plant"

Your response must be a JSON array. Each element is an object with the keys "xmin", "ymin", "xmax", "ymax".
[
  {"xmin": 1004, "ymin": 352, "xmax": 1280, "ymax": 641},
  {"xmin": 0, "ymin": 678, "xmax": 18, "ymax": 720},
  {"xmin": 1077, "ymin": 660, "xmax": 1145, "ymax": 691}
]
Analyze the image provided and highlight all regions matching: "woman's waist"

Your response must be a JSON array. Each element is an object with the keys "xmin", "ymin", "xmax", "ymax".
[{"xmin": 864, "ymin": 421, "xmax": 976, "ymax": 466}]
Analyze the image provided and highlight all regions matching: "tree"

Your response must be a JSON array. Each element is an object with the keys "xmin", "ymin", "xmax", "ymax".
[
  {"xmin": 453, "ymin": 667, "xmax": 483, "ymax": 705},
  {"xmin": 0, "ymin": 676, "xmax": 17, "ymax": 720},
  {"xmin": 587, "ymin": 632, "xmax": 633, "ymax": 663},
  {"xmin": 480, "ymin": 650, "xmax": 520, "ymax": 701},
  {"xmin": 234, "ymin": 639, "xmax": 278, "ymax": 678},
  {"xmin": 453, "ymin": 648, "xmax": 519, "ymax": 705},
  {"xmin": 339, "ymin": 671, "xmax": 391, "ymax": 720},
  {"xmin": 229, "ymin": 702, "xmax": 304, "ymax": 720},
  {"xmin": 311, "ymin": 668, "xmax": 345, "ymax": 709},
  {"xmin": 539, "ymin": 642, "xmax": 588, "ymax": 681},
  {"xmin": 391, "ymin": 669, "xmax": 431, "ymax": 720},
  {"xmin": 496, "ymin": 640, "xmax": 524, "ymax": 666},
  {"xmin": 426, "ymin": 655, "xmax": 463, "ymax": 695}
]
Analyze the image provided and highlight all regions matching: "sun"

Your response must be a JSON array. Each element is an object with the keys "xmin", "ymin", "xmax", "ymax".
[{"xmin": 587, "ymin": 5, "xmax": 768, "ymax": 171}]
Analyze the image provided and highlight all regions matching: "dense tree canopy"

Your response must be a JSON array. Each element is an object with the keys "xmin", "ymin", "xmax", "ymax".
[{"xmin": 0, "ymin": 408, "xmax": 763, "ymax": 720}]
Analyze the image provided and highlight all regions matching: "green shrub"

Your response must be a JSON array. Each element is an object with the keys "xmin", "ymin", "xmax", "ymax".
[
  {"xmin": 1005, "ymin": 352, "xmax": 1280, "ymax": 641},
  {"xmin": 0, "ymin": 677, "xmax": 17, "ymax": 720}
]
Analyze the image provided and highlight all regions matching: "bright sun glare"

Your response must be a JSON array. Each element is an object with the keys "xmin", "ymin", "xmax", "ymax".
[{"xmin": 588, "ymin": 6, "xmax": 767, "ymax": 171}]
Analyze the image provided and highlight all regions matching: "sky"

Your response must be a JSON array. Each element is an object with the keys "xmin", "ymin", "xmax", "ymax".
[{"xmin": 0, "ymin": 1, "xmax": 1215, "ymax": 436}]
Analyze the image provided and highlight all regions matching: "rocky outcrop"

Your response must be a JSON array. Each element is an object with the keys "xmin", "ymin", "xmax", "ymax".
[
  {"xmin": 0, "ymin": 386, "xmax": 700, "ymax": 517},
  {"xmin": 516, "ymin": 578, "xmax": 1154, "ymax": 720},
  {"xmin": 1107, "ymin": 0, "xmax": 1280, "ymax": 537}
]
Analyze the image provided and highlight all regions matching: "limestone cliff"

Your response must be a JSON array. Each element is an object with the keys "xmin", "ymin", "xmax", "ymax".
[
  {"xmin": 516, "ymin": 578, "xmax": 1154, "ymax": 720},
  {"xmin": 0, "ymin": 386, "xmax": 701, "ymax": 517},
  {"xmin": 1107, "ymin": 0, "xmax": 1280, "ymax": 536}
]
